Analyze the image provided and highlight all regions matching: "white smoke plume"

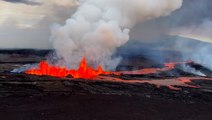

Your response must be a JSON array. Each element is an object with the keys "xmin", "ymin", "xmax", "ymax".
[{"xmin": 50, "ymin": 0, "xmax": 183, "ymax": 70}]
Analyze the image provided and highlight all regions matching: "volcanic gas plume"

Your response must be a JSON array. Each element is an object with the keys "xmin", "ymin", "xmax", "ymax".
[
  {"xmin": 50, "ymin": 0, "xmax": 183, "ymax": 70},
  {"xmin": 24, "ymin": 0, "xmax": 189, "ymax": 83}
]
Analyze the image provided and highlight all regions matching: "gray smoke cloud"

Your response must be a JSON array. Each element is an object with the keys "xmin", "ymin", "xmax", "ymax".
[
  {"xmin": 130, "ymin": 0, "xmax": 212, "ymax": 41},
  {"xmin": 169, "ymin": 0, "xmax": 212, "ymax": 71},
  {"xmin": 127, "ymin": 0, "xmax": 212, "ymax": 73},
  {"xmin": 50, "ymin": 0, "xmax": 183, "ymax": 70}
]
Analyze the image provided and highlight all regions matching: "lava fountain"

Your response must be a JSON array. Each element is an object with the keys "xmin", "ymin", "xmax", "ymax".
[
  {"xmin": 25, "ymin": 58, "xmax": 191, "ymax": 79},
  {"xmin": 25, "ymin": 57, "xmax": 111, "ymax": 79}
]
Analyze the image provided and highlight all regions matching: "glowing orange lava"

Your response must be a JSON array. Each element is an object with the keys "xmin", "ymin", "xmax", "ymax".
[
  {"xmin": 25, "ymin": 57, "xmax": 110, "ymax": 78},
  {"xmin": 115, "ymin": 61, "xmax": 192, "ymax": 75},
  {"xmin": 25, "ymin": 59, "xmax": 212, "ymax": 90},
  {"xmin": 26, "ymin": 59, "xmax": 192, "ymax": 79}
]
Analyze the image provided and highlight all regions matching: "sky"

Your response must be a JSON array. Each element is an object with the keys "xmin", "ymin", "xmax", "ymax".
[{"xmin": 0, "ymin": 0, "xmax": 212, "ymax": 49}]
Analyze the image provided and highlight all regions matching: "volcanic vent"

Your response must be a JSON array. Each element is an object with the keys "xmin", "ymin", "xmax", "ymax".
[{"xmin": 25, "ymin": 57, "xmax": 108, "ymax": 78}]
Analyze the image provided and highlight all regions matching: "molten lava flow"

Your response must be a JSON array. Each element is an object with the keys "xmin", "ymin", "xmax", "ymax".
[
  {"xmin": 26, "ymin": 59, "xmax": 193, "ymax": 78},
  {"xmin": 95, "ymin": 76, "xmax": 212, "ymax": 90},
  {"xmin": 25, "ymin": 57, "xmax": 110, "ymax": 78},
  {"xmin": 25, "ymin": 59, "xmax": 212, "ymax": 90},
  {"xmin": 116, "ymin": 61, "xmax": 193, "ymax": 75}
]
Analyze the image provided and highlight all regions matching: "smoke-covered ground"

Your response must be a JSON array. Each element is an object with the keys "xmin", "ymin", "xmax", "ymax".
[{"xmin": 0, "ymin": 39, "xmax": 212, "ymax": 120}]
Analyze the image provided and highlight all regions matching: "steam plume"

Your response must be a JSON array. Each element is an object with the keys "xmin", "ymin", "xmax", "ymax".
[{"xmin": 50, "ymin": 0, "xmax": 183, "ymax": 70}]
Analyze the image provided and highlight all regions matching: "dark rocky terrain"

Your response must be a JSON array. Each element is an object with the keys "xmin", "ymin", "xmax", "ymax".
[{"xmin": 0, "ymin": 48, "xmax": 212, "ymax": 120}]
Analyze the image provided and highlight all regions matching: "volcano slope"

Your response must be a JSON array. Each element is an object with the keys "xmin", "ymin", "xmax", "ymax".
[{"xmin": 0, "ymin": 49, "xmax": 212, "ymax": 120}]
